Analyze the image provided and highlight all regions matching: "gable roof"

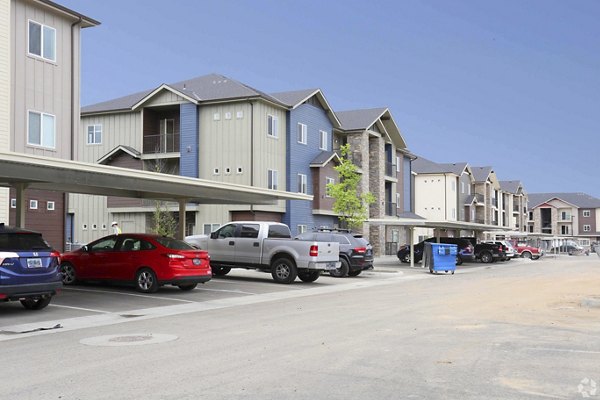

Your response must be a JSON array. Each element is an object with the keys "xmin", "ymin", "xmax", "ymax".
[
  {"xmin": 500, "ymin": 180, "xmax": 523, "ymax": 194},
  {"xmin": 270, "ymin": 89, "xmax": 341, "ymax": 128},
  {"xmin": 81, "ymin": 73, "xmax": 287, "ymax": 115},
  {"xmin": 471, "ymin": 166, "xmax": 493, "ymax": 182},
  {"xmin": 97, "ymin": 145, "xmax": 141, "ymax": 164},
  {"xmin": 412, "ymin": 156, "xmax": 468, "ymax": 176},
  {"xmin": 528, "ymin": 192, "xmax": 600, "ymax": 209},
  {"xmin": 336, "ymin": 107, "xmax": 408, "ymax": 149},
  {"xmin": 309, "ymin": 151, "xmax": 340, "ymax": 168},
  {"xmin": 38, "ymin": 0, "xmax": 100, "ymax": 27}
]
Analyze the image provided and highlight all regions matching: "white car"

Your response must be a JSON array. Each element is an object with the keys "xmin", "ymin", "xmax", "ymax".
[{"xmin": 483, "ymin": 240, "xmax": 516, "ymax": 260}]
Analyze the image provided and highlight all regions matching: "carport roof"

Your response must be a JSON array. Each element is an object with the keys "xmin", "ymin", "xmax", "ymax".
[
  {"xmin": 0, "ymin": 152, "xmax": 311, "ymax": 204},
  {"xmin": 368, "ymin": 217, "xmax": 510, "ymax": 232}
]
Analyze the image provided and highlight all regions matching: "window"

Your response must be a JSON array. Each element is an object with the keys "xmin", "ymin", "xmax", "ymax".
[
  {"xmin": 583, "ymin": 225, "xmax": 591, "ymax": 232},
  {"xmin": 203, "ymin": 223, "xmax": 220, "ymax": 235},
  {"xmin": 92, "ymin": 224, "xmax": 97, "ymax": 230},
  {"xmin": 268, "ymin": 224, "xmax": 292, "ymax": 238},
  {"xmin": 297, "ymin": 123, "xmax": 307, "ymax": 144},
  {"xmin": 87, "ymin": 124, "xmax": 102, "ymax": 144},
  {"xmin": 90, "ymin": 237, "xmax": 117, "ymax": 252},
  {"xmin": 267, "ymin": 115, "xmax": 278, "ymax": 138},
  {"xmin": 236, "ymin": 111, "xmax": 244, "ymax": 119},
  {"xmin": 213, "ymin": 113, "xmax": 220, "ymax": 121},
  {"xmin": 102, "ymin": 224, "xmax": 107, "ymax": 230},
  {"xmin": 298, "ymin": 174, "xmax": 307, "ymax": 194},
  {"xmin": 461, "ymin": 182, "xmax": 465, "ymax": 194},
  {"xmin": 225, "ymin": 112, "xmax": 232, "ymax": 120},
  {"xmin": 319, "ymin": 130, "xmax": 328, "ymax": 150},
  {"xmin": 268, "ymin": 169, "xmax": 278, "ymax": 190},
  {"xmin": 237, "ymin": 167, "xmax": 243, "ymax": 174},
  {"xmin": 297, "ymin": 225, "xmax": 307, "ymax": 234},
  {"xmin": 28, "ymin": 111, "xmax": 55, "ymax": 148},
  {"xmin": 325, "ymin": 177, "xmax": 334, "ymax": 197},
  {"xmin": 29, "ymin": 200, "xmax": 38, "ymax": 210},
  {"xmin": 10, "ymin": 198, "xmax": 16, "ymax": 208},
  {"xmin": 583, "ymin": 210, "xmax": 591, "ymax": 217},
  {"xmin": 47, "ymin": 201, "xmax": 55, "ymax": 211},
  {"xmin": 82, "ymin": 224, "xmax": 88, "ymax": 231},
  {"xmin": 396, "ymin": 156, "xmax": 401, "ymax": 173},
  {"xmin": 225, "ymin": 167, "xmax": 231, "ymax": 175},
  {"xmin": 240, "ymin": 224, "xmax": 260, "ymax": 239},
  {"xmin": 561, "ymin": 225, "xmax": 570, "ymax": 235},
  {"xmin": 396, "ymin": 193, "xmax": 401, "ymax": 208},
  {"xmin": 213, "ymin": 168, "xmax": 220, "ymax": 175},
  {"xmin": 28, "ymin": 20, "xmax": 56, "ymax": 62}
]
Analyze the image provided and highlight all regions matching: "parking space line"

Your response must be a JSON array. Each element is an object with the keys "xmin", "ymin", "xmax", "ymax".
[
  {"xmin": 62, "ymin": 287, "xmax": 196, "ymax": 303},
  {"xmin": 50, "ymin": 304, "xmax": 111, "ymax": 314},
  {"xmin": 199, "ymin": 288, "xmax": 257, "ymax": 295}
]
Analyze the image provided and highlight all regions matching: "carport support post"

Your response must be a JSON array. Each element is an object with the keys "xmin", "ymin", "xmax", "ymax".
[
  {"xmin": 14, "ymin": 183, "xmax": 28, "ymax": 228},
  {"xmin": 177, "ymin": 199, "xmax": 187, "ymax": 240},
  {"xmin": 409, "ymin": 226, "xmax": 415, "ymax": 268}
]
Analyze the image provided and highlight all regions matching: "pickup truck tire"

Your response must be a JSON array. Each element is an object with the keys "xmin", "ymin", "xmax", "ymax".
[
  {"xmin": 329, "ymin": 258, "xmax": 349, "ymax": 277},
  {"xmin": 271, "ymin": 258, "xmax": 297, "ymax": 284},
  {"xmin": 480, "ymin": 251, "xmax": 493, "ymax": 264},
  {"xmin": 298, "ymin": 270, "xmax": 320, "ymax": 283},
  {"xmin": 348, "ymin": 269, "xmax": 362, "ymax": 277},
  {"xmin": 212, "ymin": 266, "xmax": 231, "ymax": 276}
]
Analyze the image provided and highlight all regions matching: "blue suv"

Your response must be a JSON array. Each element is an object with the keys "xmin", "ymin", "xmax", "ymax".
[{"xmin": 0, "ymin": 223, "xmax": 62, "ymax": 310}]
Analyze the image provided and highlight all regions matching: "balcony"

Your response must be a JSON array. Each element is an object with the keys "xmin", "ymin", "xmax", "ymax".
[
  {"xmin": 385, "ymin": 202, "xmax": 397, "ymax": 216},
  {"xmin": 513, "ymin": 205, "xmax": 520, "ymax": 213},
  {"xmin": 491, "ymin": 198, "xmax": 498, "ymax": 207},
  {"xmin": 385, "ymin": 161, "xmax": 396, "ymax": 177},
  {"xmin": 143, "ymin": 133, "xmax": 180, "ymax": 154}
]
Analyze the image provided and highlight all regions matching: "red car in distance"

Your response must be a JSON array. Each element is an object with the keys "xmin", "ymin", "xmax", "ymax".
[{"xmin": 60, "ymin": 234, "xmax": 211, "ymax": 293}]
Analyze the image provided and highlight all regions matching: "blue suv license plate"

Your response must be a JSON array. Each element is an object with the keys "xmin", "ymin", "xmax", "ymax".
[{"xmin": 27, "ymin": 258, "xmax": 43, "ymax": 268}]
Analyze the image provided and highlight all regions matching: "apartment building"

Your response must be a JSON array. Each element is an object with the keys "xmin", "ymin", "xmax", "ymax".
[
  {"xmin": 527, "ymin": 193, "xmax": 600, "ymax": 242},
  {"xmin": 270, "ymin": 89, "xmax": 342, "ymax": 235},
  {"xmin": 471, "ymin": 166, "xmax": 501, "ymax": 227},
  {"xmin": 2, "ymin": 0, "xmax": 98, "ymax": 250},
  {"xmin": 334, "ymin": 108, "xmax": 413, "ymax": 255},
  {"xmin": 71, "ymin": 74, "xmax": 292, "ymax": 243},
  {"xmin": 498, "ymin": 181, "xmax": 528, "ymax": 232}
]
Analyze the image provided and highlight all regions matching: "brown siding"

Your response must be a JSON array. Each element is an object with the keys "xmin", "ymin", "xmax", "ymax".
[
  {"xmin": 311, "ymin": 164, "xmax": 337, "ymax": 211},
  {"xmin": 231, "ymin": 211, "xmax": 282, "ymax": 222},
  {"xmin": 9, "ymin": 189, "xmax": 65, "ymax": 251},
  {"xmin": 106, "ymin": 152, "xmax": 144, "ymax": 208},
  {"xmin": 580, "ymin": 208, "xmax": 597, "ymax": 233}
]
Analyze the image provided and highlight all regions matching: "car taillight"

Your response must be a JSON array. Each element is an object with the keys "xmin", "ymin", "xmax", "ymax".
[
  {"xmin": 309, "ymin": 245, "xmax": 318, "ymax": 257},
  {"xmin": 353, "ymin": 247, "xmax": 367, "ymax": 254},
  {"xmin": 51, "ymin": 250, "xmax": 61, "ymax": 264},
  {"xmin": 166, "ymin": 254, "xmax": 185, "ymax": 259}
]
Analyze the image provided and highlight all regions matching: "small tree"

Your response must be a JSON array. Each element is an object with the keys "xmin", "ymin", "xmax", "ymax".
[
  {"xmin": 148, "ymin": 159, "xmax": 178, "ymax": 237},
  {"xmin": 326, "ymin": 144, "xmax": 376, "ymax": 230}
]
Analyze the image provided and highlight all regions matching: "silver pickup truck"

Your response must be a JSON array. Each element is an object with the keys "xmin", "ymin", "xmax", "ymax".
[{"xmin": 185, "ymin": 221, "xmax": 340, "ymax": 284}]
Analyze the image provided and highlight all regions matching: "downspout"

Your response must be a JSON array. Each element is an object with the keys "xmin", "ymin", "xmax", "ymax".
[
  {"xmin": 444, "ymin": 174, "xmax": 447, "ymax": 221},
  {"xmin": 70, "ymin": 17, "xmax": 82, "ymax": 160}
]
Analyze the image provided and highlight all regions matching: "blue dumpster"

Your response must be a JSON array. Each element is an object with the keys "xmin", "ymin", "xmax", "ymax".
[{"xmin": 423, "ymin": 242, "xmax": 457, "ymax": 274}]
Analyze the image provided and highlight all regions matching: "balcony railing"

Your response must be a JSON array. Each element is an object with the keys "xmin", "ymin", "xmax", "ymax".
[
  {"xmin": 385, "ymin": 202, "xmax": 397, "ymax": 216},
  {"xmin": 385, "ymin": 162, "xmax": 395, "ymax": 177},
  {"xmin": 513, "ymin": 205, "xmax": 520, "ymax": 212},
  {"xmin": 143, "ymin": 133, "xmax": 180, "ymax": 154}
]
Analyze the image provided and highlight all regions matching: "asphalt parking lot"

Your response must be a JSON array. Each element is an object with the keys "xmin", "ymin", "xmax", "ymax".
[{"xmin": 0, "ymin": 256, "xmax": 535, "ymax": 339}]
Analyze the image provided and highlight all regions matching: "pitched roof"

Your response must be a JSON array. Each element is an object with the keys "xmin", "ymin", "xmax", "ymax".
[
  {"xmin": 471, "ymin": 166, "xmax": 494, "ymax": 182},
  {"xmin": 499, "ymin": 180, "xmax": 522, "ymax": 194},
  {"xmin": 412, "ymin": 156, "xmax": 468, "ymax": 176},
  {"xmin": 336, "ymin": 108, "xmax": 388, "ymax": 131},
  {"xmin": 81, "ymin": 73, "xmax": 286, "ymax": 115},
  {"xmin": 310, "ymin": 151, "xmax": 340, "ymax": 167},
  {"xmin": 97, "ymin": 145, "xmax": 141, "ymax": 164},
  {"xmin": 270, "ymin": 89, "xmax": 319, "ymax": 107},
  {"xmin": 528, "ymin": 193, "xmax": 600, "ymax": 209},
  {"xmin": 39, "ymin": 0, "xmax": 100, "ymax": 27}
]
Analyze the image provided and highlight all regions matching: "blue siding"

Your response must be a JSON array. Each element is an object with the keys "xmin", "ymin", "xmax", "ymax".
[
  {"xmin": 283, "ymin": 102, "xmax": 336, "ymax": 236},
  {"xmin": 180, "ymin": 103, "xmax": 199, "ymax": 177},
  {"xmin": 404, "ymin": 157, "xmax": 412, "ymax": 212}
]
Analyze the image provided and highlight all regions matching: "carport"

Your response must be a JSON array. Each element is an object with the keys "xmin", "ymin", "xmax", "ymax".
[
  {"xmin": 369, "ymin": 217, "xmax": 512, "ymax": 268},
  {"xmin": 0, "ymin": 151, "xmax": 311, "ymax": 239}
]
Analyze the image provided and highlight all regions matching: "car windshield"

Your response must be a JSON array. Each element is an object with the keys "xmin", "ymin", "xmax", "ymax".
[
  {"xmin": 0, "ymin": 233, "xmax": 51, "ymax": 251},
  {"xmin": 155, "ymin": 237, "xmax": 195, "ymax": 250}
]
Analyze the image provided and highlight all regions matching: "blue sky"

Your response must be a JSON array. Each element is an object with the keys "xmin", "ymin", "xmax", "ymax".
[{"xmin": 62, "ymin": 0, "xmax": 600, "ymax": 198}]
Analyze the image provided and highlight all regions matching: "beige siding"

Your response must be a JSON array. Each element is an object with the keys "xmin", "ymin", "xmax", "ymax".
[
  {"xmin": 68, "ymin": 193, "xmax": 111, "ymax": 244},
  {"xmin": 0, "ymin": 0, "xmax": 10, "ymax": 222},
  {"xmin": 143, "ymin": 90, "xmax": 187, "ymax": 107},
  {"xmin": 78, "ymin": 112, "xmax": 142, "ymax": 162},
  {"xmin": 10, "ymin": 0, "xmax": 81, "ymax": 159}
]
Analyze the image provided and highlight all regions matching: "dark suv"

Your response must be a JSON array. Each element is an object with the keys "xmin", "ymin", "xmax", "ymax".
[
  {"xmin": 0, "ymin": 224, "xmax": 62, "ymax": 310},
  {"xmin": 295, "ymin": 229, "xmax": 373, "ymax": 277},
  {"xmin": 397, "ymin": 237, "xmax": 474, "ymax": 265}
]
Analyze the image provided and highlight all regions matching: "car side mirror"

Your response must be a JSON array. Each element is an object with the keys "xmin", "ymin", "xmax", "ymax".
[
  {"xmin": 82, "ymin": 245, "xmax": 89, "ymax": 252},
  {"xmin": 210, "ymin": 232, "xmax": 217, "ymax": 239}
]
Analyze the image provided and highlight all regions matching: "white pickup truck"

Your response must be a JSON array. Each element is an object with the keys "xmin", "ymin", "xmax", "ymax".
[{"xmin": 185, "ymin": 221, "xmax": 340, "ymax": 284}]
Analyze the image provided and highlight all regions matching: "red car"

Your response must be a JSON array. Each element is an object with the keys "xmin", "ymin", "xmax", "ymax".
[
  {"xmin": 60, "ymin": 234, "xmax": 211, "ymax": 293},
  {"xmin": 514, "ymin": 243, "xmax": 543, "ymax": 260}
]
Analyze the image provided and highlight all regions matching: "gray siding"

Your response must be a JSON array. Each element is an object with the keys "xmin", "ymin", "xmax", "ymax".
[
  {"xmin": 10, "ymin": 0, "xmax": 82, "ymax": 159},
  {"xmin": 0, "ymin": 1, "xmax": 9, "ymax": 222}
]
